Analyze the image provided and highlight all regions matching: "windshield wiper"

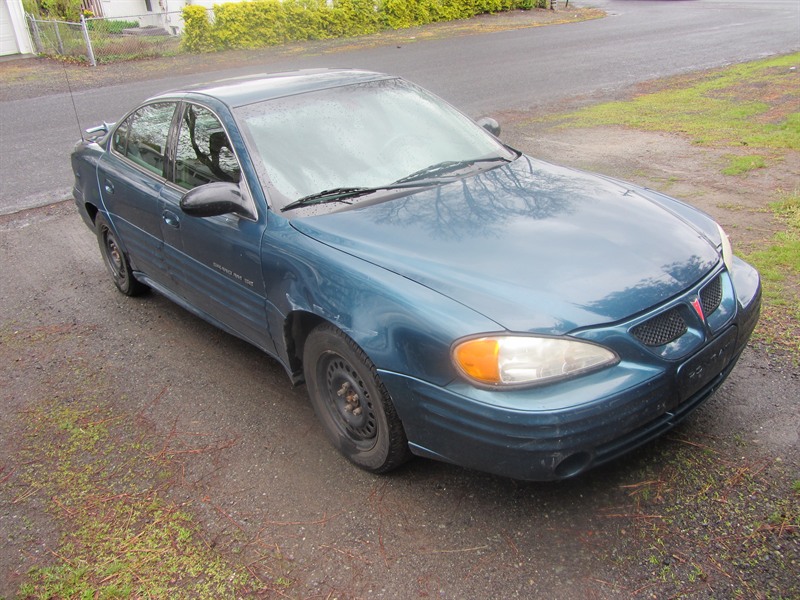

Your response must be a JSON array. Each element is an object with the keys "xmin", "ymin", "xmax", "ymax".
[
  {"xmin": 281, "ymin": 180, "xmax": 452, "ymax": 212},
  {"xmin": 281, "ymin": 156, "xmax": 515, "ymax": 212},
  {"xmin": 393, "ymin": 156, "xmax": 513, "ymax": 185},
  {"xmin": 281, "ymin": 187, "xmax": 376, "ymax": 212}
]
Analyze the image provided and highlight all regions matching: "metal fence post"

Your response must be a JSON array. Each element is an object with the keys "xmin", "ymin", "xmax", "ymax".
[
  {"xmin": 27, "ymin": 14, "xmax": 44, "ymax": 53},
  {"xmin": 80, "ymin": 14, "xmax": 97, "ymax": 67},
  {"xmin": 53, "ymin": 20, "xmax": 64, "ymax": 53}
]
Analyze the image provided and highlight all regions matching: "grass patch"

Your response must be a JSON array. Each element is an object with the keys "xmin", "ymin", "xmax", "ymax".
[
  {"xmin": 721, "ymin": 154, "xmax": 767, "ymax": 175},
  {"xmin": 743, "ymin": 191, "xmax": 800, "ymax": 358},
  {"xmin": 15, "ymin": 399, "xmax": 258, "ymax": 598},
  {"xmin": 542, "ymin": 52, "xmax": 800, "ymax": 149},
  {"xmin": 3, "ymin": 325, "xmax": 282, "ymax": 598}
]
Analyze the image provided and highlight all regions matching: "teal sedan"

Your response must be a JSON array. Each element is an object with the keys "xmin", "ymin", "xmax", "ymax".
[{"xmin": 71, "ymin": 69, "xmax": 761, "ymax": 480}]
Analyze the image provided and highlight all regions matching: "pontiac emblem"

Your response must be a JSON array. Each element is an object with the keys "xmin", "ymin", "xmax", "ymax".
[{"xmin": 691, "ymin": 297, "xmax": 705, "ymax": 321}]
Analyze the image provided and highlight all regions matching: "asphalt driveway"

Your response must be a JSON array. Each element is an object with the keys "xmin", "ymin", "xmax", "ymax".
[{"xmin": 2, "ymin": 122, "xmax": 798, "ymax": 598}]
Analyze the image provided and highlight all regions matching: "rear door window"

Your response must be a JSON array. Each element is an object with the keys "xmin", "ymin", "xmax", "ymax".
[{"xmin": 112, "ymin": 102, "xmax": 176, "ymax": 177}]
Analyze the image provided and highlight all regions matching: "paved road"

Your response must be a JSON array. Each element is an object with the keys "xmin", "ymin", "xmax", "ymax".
[{"xmin": 1, "ymin": 0, "xmax": 798, "ymax": 214}]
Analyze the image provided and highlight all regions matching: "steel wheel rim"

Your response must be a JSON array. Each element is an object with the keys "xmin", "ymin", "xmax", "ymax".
[
  {"xmin": 103, "ymin": 229, "xmax": 125, "ymax": 282},
  {"xmin": 321, "ymin": 353, "xmax": 377, "ymax": 449}
]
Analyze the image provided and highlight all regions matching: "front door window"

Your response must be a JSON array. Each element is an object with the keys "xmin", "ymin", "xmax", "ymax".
[{"xmin": 174, "ymin": 105, "xmax": 241, "ymax": 190}]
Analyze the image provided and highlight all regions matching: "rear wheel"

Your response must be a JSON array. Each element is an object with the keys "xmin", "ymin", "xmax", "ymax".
[
  {"xmin": 303, "ymin": 323, "xmax": 411, "ymax": 473},
  {"xmin": 95, "ymin": 214, "xmax": 148, "ymax": 297}
]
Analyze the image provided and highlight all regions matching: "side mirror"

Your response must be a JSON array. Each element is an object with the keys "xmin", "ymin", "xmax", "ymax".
[
  {"xmin": 85, "ymin": 121, "xmax": 114, "ymax": 135},
  {"xmin": 476, "ymin": 117, "xmax": 501, "ymax": 137},
  {"xmin": 180, "ymin": 182, "xmax": 254, "ymax": 219}
]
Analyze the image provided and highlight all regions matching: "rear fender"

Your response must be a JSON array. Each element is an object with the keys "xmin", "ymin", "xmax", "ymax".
[{"xmin": 71, "ymin": 139, "xmax": 108, "ymax": 228}]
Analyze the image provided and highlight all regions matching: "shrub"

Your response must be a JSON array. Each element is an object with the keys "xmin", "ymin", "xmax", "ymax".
[
  {"xmin": 381, "ymin": 0, "xmax": 421, "ymax": 29},
  {"xmin": 435, "ymin": 0, "xmax": 478, "ymax": 21},
  {"xmin": 282, "ymin": 0, "xmax": 333, "ymax": 41},
  {"xmin": 24, "ymin": 0, "xmax": 81, "ymax": 20},
  {"xmin": 182, "ymin": 5, "xmax": 215, "ymax": 52},
  {"xmin": 213, "ymin": 0, "xmax": 287, "ymax": 48},
  {"xmin": 183, "ymin": 0, "xmax": 545, "ymax": 52},
  {"xmin": 330, "ymin": 0, "xmax": 381, "ymax": 36}
]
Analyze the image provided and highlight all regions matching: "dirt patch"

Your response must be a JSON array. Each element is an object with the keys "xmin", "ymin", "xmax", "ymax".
[{"xmin": 504, "ymin": 124, "xmax": 800, "ymax": 249}]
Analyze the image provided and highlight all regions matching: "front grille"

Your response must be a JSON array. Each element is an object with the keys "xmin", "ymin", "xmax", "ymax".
[
  {"xmin": 631, "ymin": 308, "xmax": 688, "ymax": 346},
  {"xmin": 700, "ymin": 275, "xmax": 723, "ymax": 317}
]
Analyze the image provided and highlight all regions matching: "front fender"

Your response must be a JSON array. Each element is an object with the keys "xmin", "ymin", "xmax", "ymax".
[{"xmin": 261, "ymin": 216, "xmax": 501, "ymax": 387}]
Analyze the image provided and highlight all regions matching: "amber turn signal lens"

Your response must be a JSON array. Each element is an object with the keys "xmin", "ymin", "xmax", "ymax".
[{"xmin": 453, "ymin": 338, "xmax": 501, "ymax": 384}]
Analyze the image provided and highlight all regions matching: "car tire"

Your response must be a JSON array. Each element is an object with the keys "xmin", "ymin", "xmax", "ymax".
[
  {"xmin": 95, "ymin": 214, "xmax": 148, "ymax": 297},
  {"xmin": 303, "ymin": 323, "xmax": 411, "ymax": 473}
]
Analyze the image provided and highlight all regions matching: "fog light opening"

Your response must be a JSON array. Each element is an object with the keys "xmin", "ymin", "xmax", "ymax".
[{"xmin": 554, "ymin": 451, "xmax": 592, "ymax": 479}]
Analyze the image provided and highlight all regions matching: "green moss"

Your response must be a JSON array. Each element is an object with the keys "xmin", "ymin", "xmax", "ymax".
[
  {"xmin": 8, "ymin": 327, "xmax": 273, "ymax": 598},
  {"xmin": 722, "ymin": 154, "xmax": 767, "ymax": 175},
  {"xmin": 743, "ymin": 191, "xmax": 800, "ymax": 358},
  {"xmin": 617, "ymin": 441, "xmax": 800, "ymax": 597},
  {"xmin": 539, "ymin": 53, "xmax": 800, "ymax": 150}
]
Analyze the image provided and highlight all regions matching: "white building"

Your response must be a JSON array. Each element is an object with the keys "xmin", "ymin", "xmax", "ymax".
[
  {"xmin": 1, "ymin": 0, "xmax": 227, "ymax": 57},
  {"xmin": 90, "ymin": 0, "xmax": 218, "ymax": 35},
  {"xmin": 1, "ymin": 0, "xmax": 34, "ymax": 56}
]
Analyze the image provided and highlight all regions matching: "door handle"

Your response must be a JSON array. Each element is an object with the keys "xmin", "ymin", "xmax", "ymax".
[
  {"xmin": 103, "ymin": 180, "xmax": 114, "ymax": 194},
  {"xmin": 163, "ymin": 210, "xmax": 180, "ymax": 229}
]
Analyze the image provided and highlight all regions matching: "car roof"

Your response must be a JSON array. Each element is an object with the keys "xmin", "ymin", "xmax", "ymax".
[{"xmin": 153, "ymin": 68, "xmax": 396, "ymax": 108}]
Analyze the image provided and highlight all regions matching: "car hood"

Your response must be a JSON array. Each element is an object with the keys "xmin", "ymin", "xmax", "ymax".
[{"xmin": 290, "ymin": 156, "xmax": 720, "ymax": 334}]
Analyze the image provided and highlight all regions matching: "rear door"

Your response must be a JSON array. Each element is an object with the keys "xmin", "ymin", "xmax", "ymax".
[{"xmin": 97, "ymin": 101, "xmax": 178, "ymax": 285}]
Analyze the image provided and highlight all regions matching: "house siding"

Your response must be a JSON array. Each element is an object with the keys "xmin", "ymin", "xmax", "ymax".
[{"xmin": 1, "ymin": 0, "xmax": 34, "ymax": 56}]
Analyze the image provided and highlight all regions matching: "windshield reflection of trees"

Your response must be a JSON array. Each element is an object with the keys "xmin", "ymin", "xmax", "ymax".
[{"xmin": 368, "ymin": 156, "xmax": 582, "ymax": 241}]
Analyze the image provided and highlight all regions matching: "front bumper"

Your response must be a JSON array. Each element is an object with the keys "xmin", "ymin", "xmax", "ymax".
[{"xmin": 381, "ymin": 263, "xmax": 761, "ymax": 481}]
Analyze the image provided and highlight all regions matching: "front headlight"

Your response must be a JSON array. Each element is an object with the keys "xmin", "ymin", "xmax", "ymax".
[
  {"xmin": 717, "ymin": 223, "xmax": 734, "ymax": 271},
  {"xmin": 452, "ymin": 335, "xmax": 619, "ymax": 388}
]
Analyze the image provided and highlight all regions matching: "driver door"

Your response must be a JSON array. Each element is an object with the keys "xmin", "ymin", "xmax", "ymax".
[{"xmin": 159, "ymin": 102, "xmax": 274, "ymax": 354}]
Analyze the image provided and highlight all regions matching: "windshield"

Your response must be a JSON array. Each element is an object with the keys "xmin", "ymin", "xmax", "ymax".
[{"xmin": 235, "ymin": 78, "xmax": 516, "ymax": 210}]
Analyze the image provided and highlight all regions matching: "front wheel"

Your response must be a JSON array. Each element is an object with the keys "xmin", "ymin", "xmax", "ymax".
[
  {"xmin": 303, "ymin": 323, "xmax": 411, "ymax": 473},
  {"xmin": 95, "ymin": 214, "xmax": 148, "ymax": 297}
]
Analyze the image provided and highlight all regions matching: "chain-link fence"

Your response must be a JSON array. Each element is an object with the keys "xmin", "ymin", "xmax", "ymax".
[{"xmin": 27, "ymin": 12, "xmax": 183, "ymax": 65}]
